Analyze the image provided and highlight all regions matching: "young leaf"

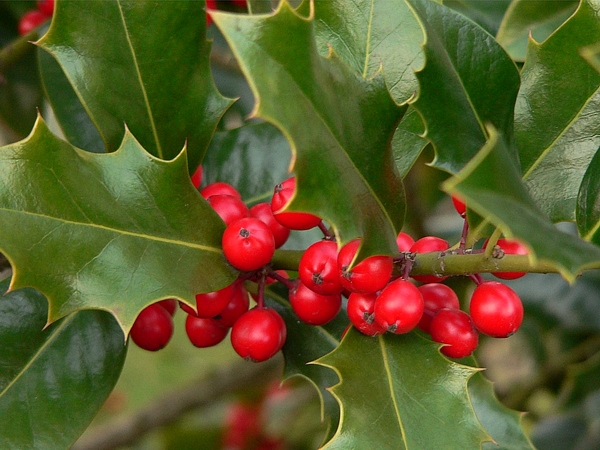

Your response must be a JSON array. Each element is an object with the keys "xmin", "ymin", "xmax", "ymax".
[
  {"xmin": 407, "ymin": 0, "xmax": 520, "ymax": 174},
  {"xmin": 0, "ymin": 278, "xmax": 127, "ymax": 448},
  {"xmin": 316, "ymin": 329, "xmax": 490, "ymax": 449},
  {"xmin": 516, "ymin": 0, "xmax": 600, "ymax": 223},
  {"xmin": 0, "ymin": 118, "xmax": 236, "ymax": 333},
  {"xmin": 313, "ymin": 0, "xmax": 424, "ymax": 104},
  {"xmin": 213, "ymin": 2, "xmax": 407, "ymax": 260},
  {"xmin": 496, "ymin": 0, "xmax": 578, "ymax": 62},
  {"xmin": 38, "ymin": 0, "xmax": 230, "ymax": 169},
  {"xmin": 444, "ymin": 126, "xmax": 600, "ymax": 282}
]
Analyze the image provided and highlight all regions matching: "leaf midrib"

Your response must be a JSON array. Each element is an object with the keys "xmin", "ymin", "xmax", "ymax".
[{"xmin": 0, "ymin": 208, "xmax": 220, "ymax": 253}]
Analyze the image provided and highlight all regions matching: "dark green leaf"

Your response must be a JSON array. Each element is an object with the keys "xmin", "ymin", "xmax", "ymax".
[
  {"xmin": 38, "ymin": 0, "xmax": 230, "ymax": 170},
  {"xmin": 407, "ymin": 0, "xmax": 520, "ymax": 174},
  {"xmin": 443, "ymin": 0, "xmax": 512, "ymax": 36},
  {"xmin": 444, "ymin": 126, "xmax": 600, "ymax": 282},
  {"xmin": 516, "ymin": 0, "xmax": 600, "ymax": 223},
  {"xmin": 0, "ymin": 277, "xmax": 127, "ymax": 448},
  {"xmin": 316, "ymin": 329, "xmax": 490, "ymax": 449},
  {"xmin": 214, "ymin": 3, "xmax": 407, "ymax": 260},
  {"xmin": 0, "ymin": 118, "xmax": 236, "ymax": 333},
  {"xmin": 496, "ymin": 0, "xmax": 578, "ymax": 61},
  {"xmin": 38, "ymin": 50, "xmax": 105, "ymax": 153},
  {"xmin": 392, "ymin": 107, "xmax": 428, "ymax": 178},
  {"xmin": 577, "ymin": 147, "xmax": 600, "ymax": 242},
  {"xmin": 313, "ymin": 0, "xmax": 424, "ymax": 104}
]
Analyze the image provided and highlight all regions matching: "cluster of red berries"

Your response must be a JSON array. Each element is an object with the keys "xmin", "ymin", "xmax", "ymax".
[
  {"xmin": 131, "ymin": 167, "xmax": 526, "ymax": 362},
  {"xmin": 17, "ymin": 0, "xmax": 54, "ymax": 36}
]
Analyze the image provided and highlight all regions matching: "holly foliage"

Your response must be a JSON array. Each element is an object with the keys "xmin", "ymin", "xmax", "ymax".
[{"xmin": 2, "ymin": 0, "xmax": 600, "ymax": 448}]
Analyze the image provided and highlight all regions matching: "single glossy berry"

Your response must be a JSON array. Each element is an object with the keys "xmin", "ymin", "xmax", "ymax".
[
  {"xmin": 451, "ymin": 194, "xmax": 467, "ymax": 217},
  {"xmin": 222, "ymin": 217, "xmax": 276, "ymax": 271},
  {"xmin": 409, "ymin": 236, "xmax": 449, "ymax": 283},
  {"xmin": 396, "ymin": 231, "xmax": 415, "ymax": 252},
  {"xmin": 185, "ymin": 315, "xmax": 229, "ymax": 348},
  {"xmin": 338, "ymin": 239, "xmax": 393, "ymax": 294},
  {"xmin": 469, "ymin": 281, "xmax": 523, "ymax": 338},
  {"xmin": 18, "ymin": 10, "xmax": 47, "ymax": 35},
  {"xmin": 299, "ymin": 240, "xmax": 342, "ymax": 295},
  {"xmin": 231, "ymin": 307, "xmax": 287, "ymax": 362},
  {"xmin": 191, "ymin": 165, "xmax": 203, "ymax": 188},
  {"xmin": 417, "ymin": 283, "xmax": 460, "ymax": 333},
  {"xmin": 429, "ymin": 308, "xmax": 479, "ymax": 358},
  {"xmin": 37, "ymin": 0, "xmax": 55, "ymax": 16},
  {"xmin": 201, "ymin": 181, "xmax": 242, "ymax": 199},
  {"xmin": 374, "ymin": 279, "xmax": 424, "ymax": 334},
  {"xmin": 271, "ymin": 177, "xmax": 322, "ymax": 230},
  {"xmin": 347, "ymin": 292, "xmax": 387, "ymax": 336},
  {"xmin": 130, "ymin": 303, "xmax": 174, "ymax": 351},
  {"xmin": 157, "ymin": 299, "xmax": 177, "ymax": 316},
  {"xmin": 289, "ymin": 281, "xmax": 342, "ymax": 326},
  {"xmin": 207, "ymin": 194, "xmax": 249, "ymax": 225},
  {"xmin": 483, "ymin": 237, "xmax": 528, "ymax": 280},
  {"xmin": 214, "ymin": 283, "xmax": 249, "ymax": 327},
  {"xmin": 249, "ymin": 202, "xmax": 291, "ymax": 249}
]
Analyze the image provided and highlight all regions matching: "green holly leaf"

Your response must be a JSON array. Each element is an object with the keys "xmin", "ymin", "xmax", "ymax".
[
  {"xmin": 407, "ymin": 0, "xmax": 520, "ymax": 174},
  {"xmin": 0, "ymin": 277, "xmax": 127, "ymax": 448},
  {"xmin": 213, "ymin": 2, "xmax": 406, "ymax": 260},
  {"xmin": 313, "ymin": 0, "xmax": 424, "ymax": 104},
  {"xmin": 392, "ymin": 107, "xmax": 428, "ymax": 178},
  {"xmin": 578, "ymin": 148, "xmax": 600, "ymax": 244},
  {"xmin": 515, "ymin": 0, "xmax": 600, "ymax": 223},
  {"xmin": 265, "ymin": 285, "xmax": 344, "ymax": 442},
  {"xmin": 468, "ymin": 367, "xmax": 535, "ymax": 449},
  {"xmin": 0, "ymin": 118, "xmax": 236, "ymax": 333},
  {"xmin": 496, "ymin": 0, "xmax": 578, "ymax": 62},
  {"xmin": 444, "ymin": 126, "xmax": 600, "ymax": 282},
  {"xmin": 443, "ymin": 0, "xmax": 512, "ymax": 36},
  {"xmin": 316, "ymin": 328, "xmax": 490, "ymax": 449},
  {"xmin": 37, "ymin": 50, "xmax": 105, "ymax": 153},
  {"xmin": 38, "ymin": 0, "xmax": 230, "ymax": 170}
]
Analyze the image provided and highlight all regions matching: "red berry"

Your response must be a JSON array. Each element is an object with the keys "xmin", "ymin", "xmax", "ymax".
[
  {"xmin": 483, "ymin": 238, "xmax": 528, "ymax": 280},
  {"xmin": 185, "ymin": 315, "xmax": 229, "ymax": 348},
  {"xmin": 157, "ymin": 299, "xmax": 177, "ymax": 316},
  {"xmin": 206, "ymin": 0, "xmax": 217, "ymax": 26},
  {"xmin": 207, "ymin": 194, "xmax": 249, "ymax": 225},
  {"xmin": 18, "ymin": 10, "xmax": 47, "ymax": 36},
  {"xmin": 231, "ymin": 307, "xmax": 287, "ymax": 362},
  {"xmin": 469, "ymin": 281, "xmax": 523, "ymax": 338},
  {"xmin": 230, "ymin": 0, "xmax": 248, "ymax": 7},
  {"xmin": 201, "ymin": 181, "xmax": 242, "ymax": 199},
  {"xmin": 374, "ymin": 279, "xmax": 424, "ymax": 334},
  {"xmin": 338, "ymin": 239, "xmax": 393, "ymax": 294},
  {"xmin": 299, "ymin": 240, "xmax": 342, "ymax": 295},
  {"xmin": 222, "ymin": 402, "xmax": 261, "ymax": 449},
  {"xmin": 192, "ymin": 283, "xmax": 237, "ymax": 318},
  {"xmin": 271, "ymin": 177, "xmax": 322, "ymax": 230},
  {"xmin": 347, "ymin": 292, "xmax": 387, "ymax": 336},
  {"xmin": 249, "ymin": 202, "xmax": 291, "ymax": 249},
  {"xmin": 191, "ymin": 165, "xmax": 203, "ymax": 188},
  {"xmin": 417, "ymin": 284, "xmax": 460, "ymax": 333},
  {"xmin": 429, "ymin": 308, "xmax": 479, "ymax": 358},
  {"xmin": 37, "ymin": 0, "xmax": 55, "ymax": 16},
  {"xmin": 222, "ymin": 218, "xmax": 276, "ymax": 271},
  {"xmin": 409, "ymin": 236, "xmax": 449, "ymax": 283},
  {"xmin": 396, "ymin": 231, "xmax": 415, "ymax": 252},
  {"xmin": 214, "ymin": 283, "xmax": 250, "ymax": 327},
  {"xmin": 289, "ymin": 281, "xmax": 342, "ymax": 326},
  {"xmin": 451, "ymin": 194, "xmax": 467, "ymax": 217},
  {"xmin": 130, "ymin": 303, "xmax": 174, "ymax": 351}
]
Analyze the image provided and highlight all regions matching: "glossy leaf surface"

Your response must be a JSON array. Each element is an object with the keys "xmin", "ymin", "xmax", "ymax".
[
  {"xmin": 408, "ymin": 0, "xmax": 520, "ymax": 174},
  {"xmin": 213, "ymin": 2, "xmax": 406, "ymax": 260},
  {"xmin": 313, "ymin": 0, "xmax": 424, "ymax": 104},
  {"xmin": 496, "ymin": 0, "xmax": 578, "ymax": 61},
  {"xmin": 445, "ymin": 127, "xmax": 600, "ymax": 282},
  {"xmin": 516, "ymin": 0, "xmax": 600, "ymax": 223},
  {"xmin": 38, "ymin": 0, "xmax": 230, "ymax": 169},
  {"xmin": 317, "ymin": 329, "xmax": 489, "ymax": 449},
  {"xmin": 0, "ymin": 278, "xmax": 127, "ymax": 448},
  {"xmin": 0, "ymin": 119, "xmax": 236, "ymax": 333}
]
